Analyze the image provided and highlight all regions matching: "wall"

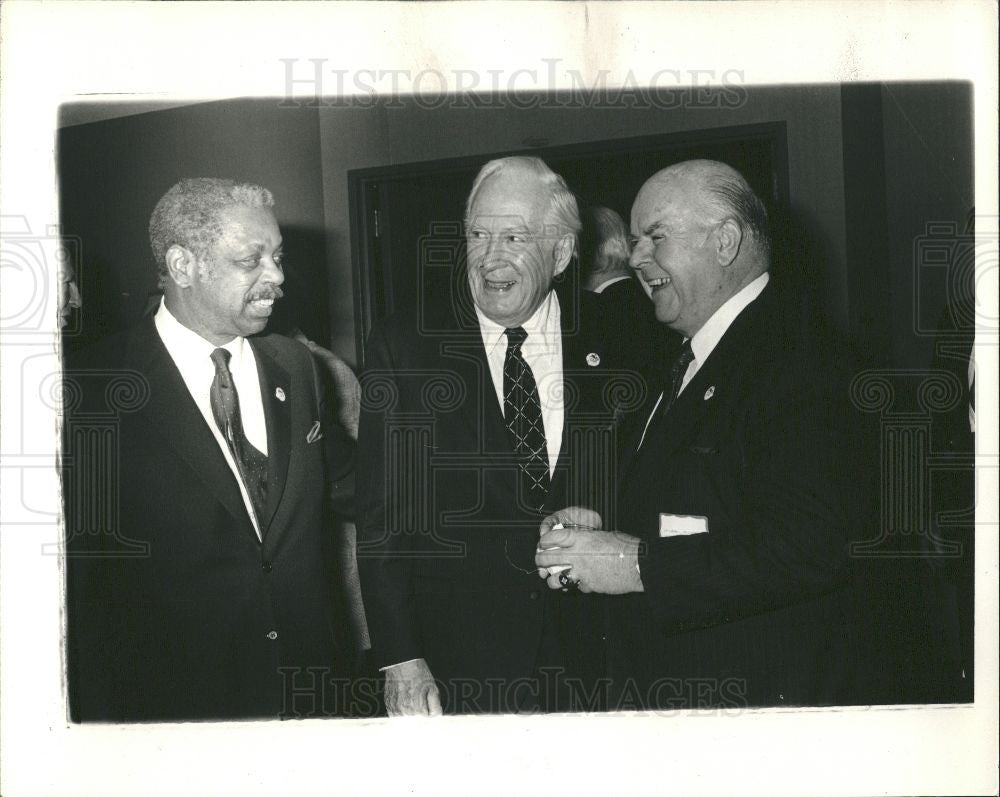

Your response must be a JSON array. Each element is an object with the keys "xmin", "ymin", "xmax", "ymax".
[
  {"xmin": 60, "ymin": 86, "xmax": 974, "ymax": 371},
  {"xmin": 319, "ymin": 84, "xmax": 849, "ymax": 362},
  {"xmin": 881, "ymin": 82, "xmax": 975, "ymax": 370},
  {"xmin": 58, "ymin": 99, "xmax": 329, "ymax": 347}
]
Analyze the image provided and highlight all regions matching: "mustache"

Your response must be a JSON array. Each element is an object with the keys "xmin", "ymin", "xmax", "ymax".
[{"xmin": 247, "ymin": 286, "xmax": 284, "ymax": 302}]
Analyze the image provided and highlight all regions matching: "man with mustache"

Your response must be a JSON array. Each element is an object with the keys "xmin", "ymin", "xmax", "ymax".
[
  {"xmin": 358, "ymin": 157, "xmax": 628, "ymax": 714},
  {"xmin": 64, "ymin": 178, "xmax": 355, "ymax": 721},
  {"xmin": 537, "ymin": 160, "xmax": 866, "ymax": 708}
]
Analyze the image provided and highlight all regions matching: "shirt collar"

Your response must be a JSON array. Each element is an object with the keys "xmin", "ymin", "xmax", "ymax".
[
  {"xmin": 689, "ymin": 272, "xmax": 770, "ymax": 366},
  {"xmin": 476, "ymin": 289, "xmax": 560, "ymax": 355},
  {"xmin": 154, "ymin": 297, "xmax": 246, "ymax": 369},
  {"xmin": 591, "ymin": 274, "xmax": 633, "ymax": 294}
]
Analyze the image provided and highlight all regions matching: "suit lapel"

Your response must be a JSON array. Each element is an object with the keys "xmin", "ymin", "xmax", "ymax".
[
  {"xmin": 444, "ymin": 289, "xmax": 515, "ymax": 464},
  {"xmin": 127, "ymin": 320, "xmax": 256, "ymax": 539},
  {"xmin": 620, "ymin": 284, "xmax": 773, "ymax": 472},
  {"xmin": 548, "ymin": 289, "xmax": 581, "ymax": 506},
  {"xmin": 250, "ymin": 340, "xmax": 291, "ymax": 542}
]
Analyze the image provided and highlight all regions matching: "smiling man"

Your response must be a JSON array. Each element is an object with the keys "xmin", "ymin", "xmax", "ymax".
[
  {"xmin": 358, "ymin": 156, "xmax": 627, "ymax": 715},
  {"xmin": 537, "ymin": 160, "xmax": 868, "ymax": 709},
  {"xmin": 64, "ymin": 178, "xmax": 355, "ymax": 721}
]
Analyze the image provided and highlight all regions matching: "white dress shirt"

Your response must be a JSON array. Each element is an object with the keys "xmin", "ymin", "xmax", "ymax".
[
  {"xmin": 476, "ymin": 290, "xmax": 564, "ymax": 476},
  {"xmin": 638, "ymin": 272, "xmax": 770, "ymax": 449},
  {"xmin": 154, "ymin": 299, "xmax": 268, "ymax": 538}
]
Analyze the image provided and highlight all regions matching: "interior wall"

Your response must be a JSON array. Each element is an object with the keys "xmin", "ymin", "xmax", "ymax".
[
  {"xmin": 318, "ymin": 105, "xmax": 389, "ymax": 362},
  {"xmin": 58, "ymin": 98, "xmax": 329, "ymax": 348},
  {"xmin": 319, "ymin": 84, "xmax": 848, "ymax": 363},
  {"xmin": 880, "ymin": 82, "xmax": 975, "ymax": 370},
  {"xmin": 60, "ymin": 86, "xmax": 975, "ymax": 372}
]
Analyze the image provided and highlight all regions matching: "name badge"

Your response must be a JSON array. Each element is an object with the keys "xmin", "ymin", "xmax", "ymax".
[{"xmin": 659, "ymin": 513, "xmax": 709, "ymax": 537}]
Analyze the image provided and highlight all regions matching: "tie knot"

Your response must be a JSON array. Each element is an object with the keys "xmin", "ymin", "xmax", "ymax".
[
  {"xmin": 210, "ymin": 348, "xmax": 232, "ymax": 373},
  {"xmin": 504, "ymin": 327, "xmax": 528, "ymax": 349},
  {"xmin": 677, "ymin": 339, "xmax": 694, "ymax": 366}
]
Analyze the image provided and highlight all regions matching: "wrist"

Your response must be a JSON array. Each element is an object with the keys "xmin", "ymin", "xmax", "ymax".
[{"xmin": 615, "ymin": 534, "xmax": 643, "ymax": 592}]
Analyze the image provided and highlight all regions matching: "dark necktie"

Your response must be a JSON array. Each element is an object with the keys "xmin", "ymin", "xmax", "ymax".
[
  {"xmin": 635, "ymin": 338, "xmax": 695, "ymax": 452},
  {"xmin": 502, "ymin": 327, "xmax": 550, "ymax": 512},
  {"xmin": 209, "ymin": 348, "xmax": 269, "ymax": 530},
  {"xmin": 660, "ymin": 338, "xmax": 695, "ymax": 417}
]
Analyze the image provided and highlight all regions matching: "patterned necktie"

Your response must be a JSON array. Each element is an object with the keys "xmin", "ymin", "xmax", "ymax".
[
  {"xmin": 209, "ymin": 348, "xmax": 269, "ymax": 530},
  {"xmin": 502, "ymin": 327, "xmax": 550, "ymax": 512},
  {"xmin": 660, "ymin": 338, "xmax": 695, "ymax": 417}
]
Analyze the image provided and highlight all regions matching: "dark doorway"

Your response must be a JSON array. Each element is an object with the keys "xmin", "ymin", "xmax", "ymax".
[{"xmin": 348, "ymin": 122, "xmax": 788, "ymax": 364}]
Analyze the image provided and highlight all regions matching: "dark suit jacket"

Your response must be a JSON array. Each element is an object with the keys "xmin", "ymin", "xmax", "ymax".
[
  {"xmin": 608, "ymin": 282, "xmax": 866, "ymax": 709},
  {"xmin": 356, "ymin": 285, "xmax": 639, "ymax": 712},
  {"xmin": 64, "ymin": 319, "xmax": 355, "ymax": 721}
]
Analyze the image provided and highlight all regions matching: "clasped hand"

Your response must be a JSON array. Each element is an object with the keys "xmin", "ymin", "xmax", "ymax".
[{"xmin": 534, "ymin": 506, "xmax": 643, "ymax": 594}]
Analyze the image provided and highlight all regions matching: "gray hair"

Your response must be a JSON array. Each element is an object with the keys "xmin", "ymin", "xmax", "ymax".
[
  {"xmin": 580, "ymin": 206, "xmax": 631, "ymax": 279},
  {"xmin": 149, "ymin": 178, "xmax": 274, "ymax": 287},
  {"xmin": 464, "ymin": 156, "xmax": 581, "ymax": 244},
  {"xmin": 700, "ymin": 164, "xmax": 771, "ymax": 259}
]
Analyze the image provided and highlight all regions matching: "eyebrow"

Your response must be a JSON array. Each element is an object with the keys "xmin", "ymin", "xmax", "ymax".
[
  {"xmin": 642, "ymin": 221, "xmax": 669, "ymax": 237},
  {"xmin": 239, "ymin": 242, "xmax": 283, "ymax": 256}
]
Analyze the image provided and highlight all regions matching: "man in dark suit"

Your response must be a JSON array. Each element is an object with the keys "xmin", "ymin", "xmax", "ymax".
[
  {"xmin": 537, "ymin": 160, "xmax": 865, "ymax": 708},
  {"xmin": 357, "ymin": 157, "xmax": 633, "ymax": 715},
  {"xmin": 580, "ymin": 205, "xmax": 666, "ymax": 374},
  {"xmin": 64, "ymin": 178, "xmax": 355, "ymax": 721}
]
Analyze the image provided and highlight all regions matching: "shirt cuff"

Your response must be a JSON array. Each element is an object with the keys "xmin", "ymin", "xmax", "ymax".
[{"xmin": 379, "ymin": 658, "xmax": 421, "ymax": 672}]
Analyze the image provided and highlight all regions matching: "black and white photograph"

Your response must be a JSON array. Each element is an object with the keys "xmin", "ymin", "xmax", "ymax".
[{"xmin": 1, "ymin": 2, "xmax": 997, "ymax": 796}]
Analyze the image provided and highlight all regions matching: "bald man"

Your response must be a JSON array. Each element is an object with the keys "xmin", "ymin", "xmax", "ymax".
[{"xmin": 537, "ymin": 160, "xmax": 865, "ymax": 709}]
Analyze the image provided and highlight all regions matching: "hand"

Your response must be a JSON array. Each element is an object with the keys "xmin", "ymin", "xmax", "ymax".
[
  {"xmin": 383, "ymin": 658, "xmax": 443, "ymax": 717},
  {"xmin": 536, "ymin": 508, "xmax": 643, "ymax": 594},
  {"xmin": 535, "ymin": 506, "xmax": 602, "ymax": 579}
]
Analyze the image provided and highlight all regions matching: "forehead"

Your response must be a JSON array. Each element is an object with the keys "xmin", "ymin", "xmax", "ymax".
[
  {"xmin": 631, "ymin": 175, "xmax": 704, "ymax": 232},
  {"xmin": 469, "ymin": 170, "xmax": 550, "ymax": 229},
  {"xmin": 214, "ymin": 205, "xmax": 281, "ymax": 249}
]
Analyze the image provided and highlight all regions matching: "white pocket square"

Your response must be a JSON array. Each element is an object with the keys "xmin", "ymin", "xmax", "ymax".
[{"xmin": 659, "ymin": 513, "xmax": 709, "ymax": 537}]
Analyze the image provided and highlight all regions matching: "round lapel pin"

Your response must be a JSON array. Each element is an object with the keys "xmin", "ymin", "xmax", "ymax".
[
  {"xmin": 586, "ymin": 352, "xmax": 601, "ymax": 367},
  {"xmin": 703, "ymin": 385, "xmax": 715, "ymax": 400},
  {"xmin": 275, "ymin": 387, "xmax": 286, "ymax": 402}
]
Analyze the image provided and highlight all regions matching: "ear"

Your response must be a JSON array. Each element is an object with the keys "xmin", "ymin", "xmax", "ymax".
[
  {"xmin": 164, "ymin": 245, "xmax": 198, "ymax": 288},
  {"xmin": 715, "ymin": 219, "xmax": 743, "ymax": 267},
  {"xmin": 551, "ymin": 233, "xmax": 575, "ymax": 277}
]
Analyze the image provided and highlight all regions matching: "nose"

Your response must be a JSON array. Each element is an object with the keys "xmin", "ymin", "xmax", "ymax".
[
  {"xmin": 629, "ymin": 239, "xmax": 650, "ymax": 272},
  {"xmin": 477, "ymin": 236, "xmax": 505, "ymax": 270},
  {"xmin": 262, "ymin": 255, "xmax": 284, "ymax": 286}
]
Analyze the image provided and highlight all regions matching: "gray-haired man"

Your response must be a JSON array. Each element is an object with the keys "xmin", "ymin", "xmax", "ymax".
[{"xmin": 64, "ymin": 178, "xmax": 355, "ymax": 721}]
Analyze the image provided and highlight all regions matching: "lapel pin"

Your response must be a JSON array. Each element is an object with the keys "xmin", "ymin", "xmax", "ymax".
[
  {"xmin": 586, "ymin": 352, "xmax": 601, "ymax": 367},
  {"xmin": 306, "ymin": 420, "xmax": 323, "ymax": 443},
  {"xmin": 703, "ymin": 385, "xmax": 715, "ymax": 401},
  {"xmin": 275, "ymin": 387, "xmax": 286, "ymax": 402}
]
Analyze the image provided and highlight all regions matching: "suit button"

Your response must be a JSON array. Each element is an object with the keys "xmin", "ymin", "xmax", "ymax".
[
  {"xmin": 266, "ymin": 630, "xmax": 278, "ymax": 640},
  {"xmin": 529, "ymin": 590, "xmax": 541, "ymax": 600},
  {"xmin": 262, "ymin": 561, "xmax": 273, "ymax": 572}
]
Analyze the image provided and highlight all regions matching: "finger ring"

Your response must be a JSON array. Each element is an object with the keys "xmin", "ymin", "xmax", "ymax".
[{"xmin": 558, "ymin": 571, "xmax": 578, "ymax": 589}]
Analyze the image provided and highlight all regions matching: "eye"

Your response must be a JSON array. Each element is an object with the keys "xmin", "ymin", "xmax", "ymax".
[
  {"xmin": 469, "ymin": 229, "xmax": 487, "ymax": 240},
  {"xmin": 507, "ymin": 234, "xmax": 526, "ymax": 243},
  {"xmin": 272, "ymin": 252, "xmax": 284, "ymax": 268}
]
